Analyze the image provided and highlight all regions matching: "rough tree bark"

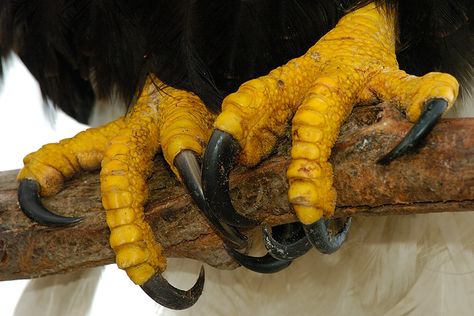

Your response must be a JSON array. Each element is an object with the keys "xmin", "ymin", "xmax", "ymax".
[{"xmin": 0, "ymin": 103, "xmax": 473, "ymax": 281}]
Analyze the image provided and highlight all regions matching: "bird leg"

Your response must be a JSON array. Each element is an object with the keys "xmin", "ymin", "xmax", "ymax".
[
  {"xmin": 202, "ymin": 3, "xmax": 458, "ymax": 269},
  {"xmin": 17, "ymin": 76, "xmax": 221, "ymax": 309}
]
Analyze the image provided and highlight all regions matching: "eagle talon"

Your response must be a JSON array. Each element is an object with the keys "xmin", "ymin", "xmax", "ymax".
[
  {"xmin": 202, "ymin": 130, "xmax": 258, "ymax": 228},
  {"xmin": 18, "ymin": 179, "xmax": 83, "ymax": 226},
  {"xmin": 141, "ymin": 266, "xmax": 205, "ymax": 310},
  {"xmin": 263, "ymin": 224, "xmax": 312, "ymax": 261},
  {"xmin": 174, "ymin": 150, "xmax": 248, "ymax": 249},
  {"xmin": 225, "ymin": 246, "xmax": 291, "ymax": 274},
  {"xmin": 378, "ymin": 98, "xmax": 448, "ymax": 165},
  {"xmin": 304, "ymin": 217, "xmax": 352, "ymax": 254}
]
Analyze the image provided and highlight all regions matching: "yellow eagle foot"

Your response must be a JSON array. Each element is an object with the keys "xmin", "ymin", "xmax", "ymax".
[
  {"xmin": 16, "ymin": 76, "xmax": 223, "ymax": 309},
  {"xmin": 201, "ymin": 3, "xmax": 459, "ymax": 271}
]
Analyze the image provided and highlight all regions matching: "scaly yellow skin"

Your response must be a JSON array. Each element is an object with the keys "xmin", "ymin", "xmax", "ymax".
[
  {"xmin": 214, "ymin": 3, "xmax": 459, "ymax": 225},
  {"xmin": 158, "ymin": 81, "xmax": 215, "ymax": 179},
  {"xmin": 17, "ymin": 118, "xmax": 126, "ymax": 196},
  {"xmin": 17, "ymin": 76, "xmax": 214, "ymax": 284}
]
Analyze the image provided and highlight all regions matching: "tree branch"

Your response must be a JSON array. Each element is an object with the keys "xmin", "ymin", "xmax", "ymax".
[{"xmin": 0, "ymin": 103, "xmax": 473, "ymax": 280}]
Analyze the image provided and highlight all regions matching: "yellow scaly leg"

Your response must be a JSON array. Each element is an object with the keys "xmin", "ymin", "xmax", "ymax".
[
  {"xmin": 101, "ymin": 77, "xmax": 215, "ymax": 284},
  {"xmin": 18, "ymin": 118, "xmax": 125, "ymax": 196},
  {"xmin": 203, "ymin": 3, "xmax": 458, "ymax": 261},
  {"xmin": 17, "ymin": 76, "xmax": 215, "ymax": 309}
]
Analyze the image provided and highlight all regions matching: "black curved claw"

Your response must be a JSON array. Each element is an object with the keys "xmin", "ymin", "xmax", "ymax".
[
  {"xmin": 202, "ymin": 130, "xmax": 258, "ymax": 228},
  {"xmin": 304, "ymin": 217, "xmax": 352, "ymax": 254},
  {"xmin": 226, "ymin": 223, "xmax": 308, "ymax": 273},
  {"xmin": 263, "ymin": 223, "xmax": 312, "ymax": 261},
  {"xmin": 174, "ymin": 150, "xmax": 248, "ymax": 249},
  {"xmin": 225, "ymin": 246, "xmax": 291, "ymax": 274},
  {"xmin": 18, "ymin": 179, "xmax": 83, "ymax": 226},
  {"xmin": 378, "ymin": 98, "xmax": 448, "ymax": 165},
  {"xmin": 141, "ymin": 266, "xmax": 205, "ymax": 310}
]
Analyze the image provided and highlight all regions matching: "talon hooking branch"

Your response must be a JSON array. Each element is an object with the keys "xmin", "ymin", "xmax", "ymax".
[{"xmin": 1, "ymin": 0, "xmax": 473, "ymax": 310}]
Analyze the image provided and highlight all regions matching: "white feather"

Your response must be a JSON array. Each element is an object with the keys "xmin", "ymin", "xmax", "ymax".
[{"xmin": 13, "ymin": 268, "xmax": 103, "ymax": 316}]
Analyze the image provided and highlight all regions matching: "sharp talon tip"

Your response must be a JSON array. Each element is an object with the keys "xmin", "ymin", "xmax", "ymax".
[
  {"xmin": 18, "ymin": 179, "xmax": 83, "ymax": 227},
  {"xmin": 174, "ymin": 151, "xmax": 249, "ymax": 249},
  {"xmin": 202, "ymin": 130, "xmax": 258, "ymax": 228},
  {"xmin": 378, "ymin": 98, "xmax": 448, "ymax": 165},
  {"xmin": 263, "ymin": 224, "xmax": 312, "ymax": 261},
  {"xmin": 376, "ymin": 154, "xmax": 394, "ymax": 165},
  {"xmin": 141, "ymin": 266, "xmax": 205, "ymax": 310},
  {"xmin": 225, "ymin": 246, "xmax": 291, "ymax": 274},
  {"xmin": 304, "ymin": 217, "xmax": 352, "ymax": 254}
]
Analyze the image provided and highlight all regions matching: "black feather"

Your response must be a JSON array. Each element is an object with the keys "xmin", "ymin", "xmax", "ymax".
[{"xmin": 1, "ymin": 0, "xmax": 472, "ymax": 123}]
